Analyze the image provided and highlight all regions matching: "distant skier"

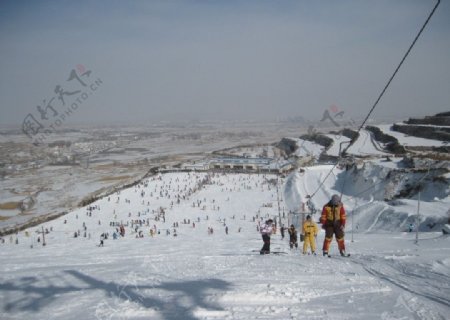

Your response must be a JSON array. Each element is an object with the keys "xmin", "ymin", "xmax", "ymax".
[
  {"xmin": 321, "ymin": 194, "xmax": 347, "ymax": 257},
  {"xmin": 302, "ymin": 215, "xmax": 318, "ymax": 255},
  {"xmin": 288, "ymin": 224, "xmax": 298, "ymax": 249},
  {"xmin": 259, "ymin": 219, "xmax": 274, "ymax": 254}
]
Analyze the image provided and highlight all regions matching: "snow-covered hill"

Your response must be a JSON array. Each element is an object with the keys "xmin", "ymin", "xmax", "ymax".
[
  {"xmin": 288, "ymin": 113, "xmax": 449, "ymax": 160},
  {"xmin": 284, "ymin": 162, "xmax": 449, "ymax": 233},
  {"xmin": 377, "ymin": 124, "xmax": 447, "ymax": 148},
  {"xmin": 1, "ymin": 170, "xmax": 449, "ymax": 319},
  {"xmin": 1, "ymin": 113, "xmax": 449, "ymax": 319}
]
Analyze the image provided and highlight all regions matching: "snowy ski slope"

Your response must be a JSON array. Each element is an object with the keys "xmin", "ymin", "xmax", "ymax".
[{"xmin": 1, "ymin": 170, "xmax": 449, "ymax": 320}]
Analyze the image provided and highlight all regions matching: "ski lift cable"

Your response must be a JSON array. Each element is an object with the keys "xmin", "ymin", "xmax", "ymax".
[
  {"xmin": 341, "ymin": 0, "xmax": 441, "ymax": 157},
  {"xmin": 344, "ymin": 178, "xmax": 387, "ymax": 202},
  {"xmin": 309, "ymin": 163, "xmax": 339, "ymax": 199},
  {"xmin": 309, "ymin": 0, "xmax": 440, "ymax": 200}
]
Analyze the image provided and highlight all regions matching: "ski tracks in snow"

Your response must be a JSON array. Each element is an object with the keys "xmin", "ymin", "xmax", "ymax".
[
  {"xmin": 350, "ymin": 254, "xmax": 450, "ymax": 319},
  {"xmin": 366, "ymin": 206, "xmax": 389, "ymax": 233},
  {"xmin": 200, "ymin": 254, "xmax": 397, "ymax": 320}
]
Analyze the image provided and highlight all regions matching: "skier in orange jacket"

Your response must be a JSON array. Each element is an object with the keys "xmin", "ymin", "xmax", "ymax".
[
  {"xmin": 302, "ymin": 215, "xmax": 318, "ymax": 255},
  {"xmin": 321, "ymin": 194, "xmax": 347, "ymax": 257}
]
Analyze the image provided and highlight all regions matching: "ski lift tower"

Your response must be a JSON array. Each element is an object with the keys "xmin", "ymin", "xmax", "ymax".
[
  {"xmin": 288, "ymin": 210, "xmax": 300, "ymax": 230},
  {"xmin": 276, "ymin": 158, "xmax": 282, "ymax": 227},
  {"xmin": 415, "ymin": 164, "xmax": 432, "ymax": 245},
  {"xmin": 287, "ymin": 202, "xmax": 308, "ymax": 231}
]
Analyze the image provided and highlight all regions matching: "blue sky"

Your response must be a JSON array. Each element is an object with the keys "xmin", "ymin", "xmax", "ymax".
[{"xmin": 0, "ymin": 0, "xmax": 449, "ymax": 125}]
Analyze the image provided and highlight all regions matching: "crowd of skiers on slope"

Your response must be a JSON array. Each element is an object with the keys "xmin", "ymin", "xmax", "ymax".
[
  {"xmin": 260, "ymin": 194, "xmax": 348, "ymax": 257},
  {"xmin": 63, "ymin": 172, "xmax": 274, "ymax": 247},
  {"xmin": 4, "ymin": 172, "xmax": 348, "ymax": 256}
]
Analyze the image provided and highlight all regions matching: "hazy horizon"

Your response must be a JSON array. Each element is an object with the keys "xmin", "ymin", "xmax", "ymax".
[{"xmin": 1, "ymin": 0, "xmax": 449, "ymax": 128}]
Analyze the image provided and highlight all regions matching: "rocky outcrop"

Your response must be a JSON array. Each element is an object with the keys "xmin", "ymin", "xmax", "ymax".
[
  {"xmin": 299, "ymin": 134, "xmax": 333, "ymax": 148},
  {"xmin": 405, "ymin": 111, "xmax": 450, "ymax": 126},
  {"xmin": 276, "ymin": 138, "xmax": 298, "ymax": 156},
  {"xmin": 392, "ymin": 123, "xmax": 450, "ymax": 142},
  {"xmin": 366, "ymin": 126, "xmax": 406, "ymax": 154},
  {"xmin": 340, "ymin": 128, "xmax": 359, "ymax": 140},
  {"xmin": 393, "ymin": 111, "xmax": 450, "ymax": 142}
]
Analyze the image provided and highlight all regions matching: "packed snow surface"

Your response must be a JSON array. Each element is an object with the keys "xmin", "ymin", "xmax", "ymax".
[
  {"xmin": 377, "ymin": 124, "xmax": 447, "ymax": 147},
  {"xmin": 292, "ymin": 138, "xmax": 324, "ymax": 158},
  {"xmin": 1, "ymin": 170, "xmax": 449, "ymax": 320},
  {"xmin": 345, "ymin": 129, "xmax": 389, "ymax": 156},
  {"xmin": 325, "ymin": 134, "xmax": 351, "ymax": 157}
]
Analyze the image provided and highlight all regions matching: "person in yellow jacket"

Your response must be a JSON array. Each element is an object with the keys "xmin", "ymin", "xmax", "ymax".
[{"xmin": 302, "ymin": 215, "xmax": 318, "ymax": 255}]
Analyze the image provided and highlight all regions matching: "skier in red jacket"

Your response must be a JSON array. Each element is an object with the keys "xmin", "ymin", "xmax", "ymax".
[{"xmin": 321, "ymin": 194, "xmax": 347, "ymax": 257}]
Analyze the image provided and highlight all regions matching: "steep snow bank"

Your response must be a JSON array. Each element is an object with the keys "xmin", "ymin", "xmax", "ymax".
[
  {"xmin": 283, "ymin": 162, "xmax": 449, "ymax": 233},
  {"xmin": 283, "ymin": 172, "xmax": 304, "ymax": 213}
]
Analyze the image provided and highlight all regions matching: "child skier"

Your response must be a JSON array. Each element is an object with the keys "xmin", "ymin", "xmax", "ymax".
[
  {"xmin": 259, "ymin": 219, "xmax": 274, "ymax": 254},
  {"xmin": 288, "ymin": 224, "xmax": 298, "ymax": 249},
  {"xmin": 302, "ymin": 215, "xmax": 318, "ymax": 255}
]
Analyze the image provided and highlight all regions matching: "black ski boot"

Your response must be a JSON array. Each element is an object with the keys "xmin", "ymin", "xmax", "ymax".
[{"xmin": 340, "ymin": 250, "xmax": 350, "ymax": 257}]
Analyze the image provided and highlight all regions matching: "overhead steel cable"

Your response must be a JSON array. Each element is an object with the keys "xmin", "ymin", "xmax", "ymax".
[
  {"xmin": 341, "ymin": 0, "xmax": 441, "ymax": 157},
  {"xmin": 309, "ymin": 0, "xmax": 440, "ymax": 200},
  {"xmin": 309, "ymin": 163, "xmax": 339, "ymax": 199}
]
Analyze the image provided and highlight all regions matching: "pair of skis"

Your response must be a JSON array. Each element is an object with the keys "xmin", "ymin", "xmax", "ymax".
[
  {"xmin": 324, "ymin": 252, "xmax": 351, "ymax": 258},
  {"xmin": 253, "ymin": 250, "xmax": 288, "ymax": 255},
  {"xmin": 254, "ymin": 250, "xmax": 351, "ymax": 256}
]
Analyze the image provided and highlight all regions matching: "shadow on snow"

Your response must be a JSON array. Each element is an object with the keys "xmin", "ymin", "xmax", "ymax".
[{"xmin": 0, "ymin": 270, "xmax": 231, "ymax": 320}]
